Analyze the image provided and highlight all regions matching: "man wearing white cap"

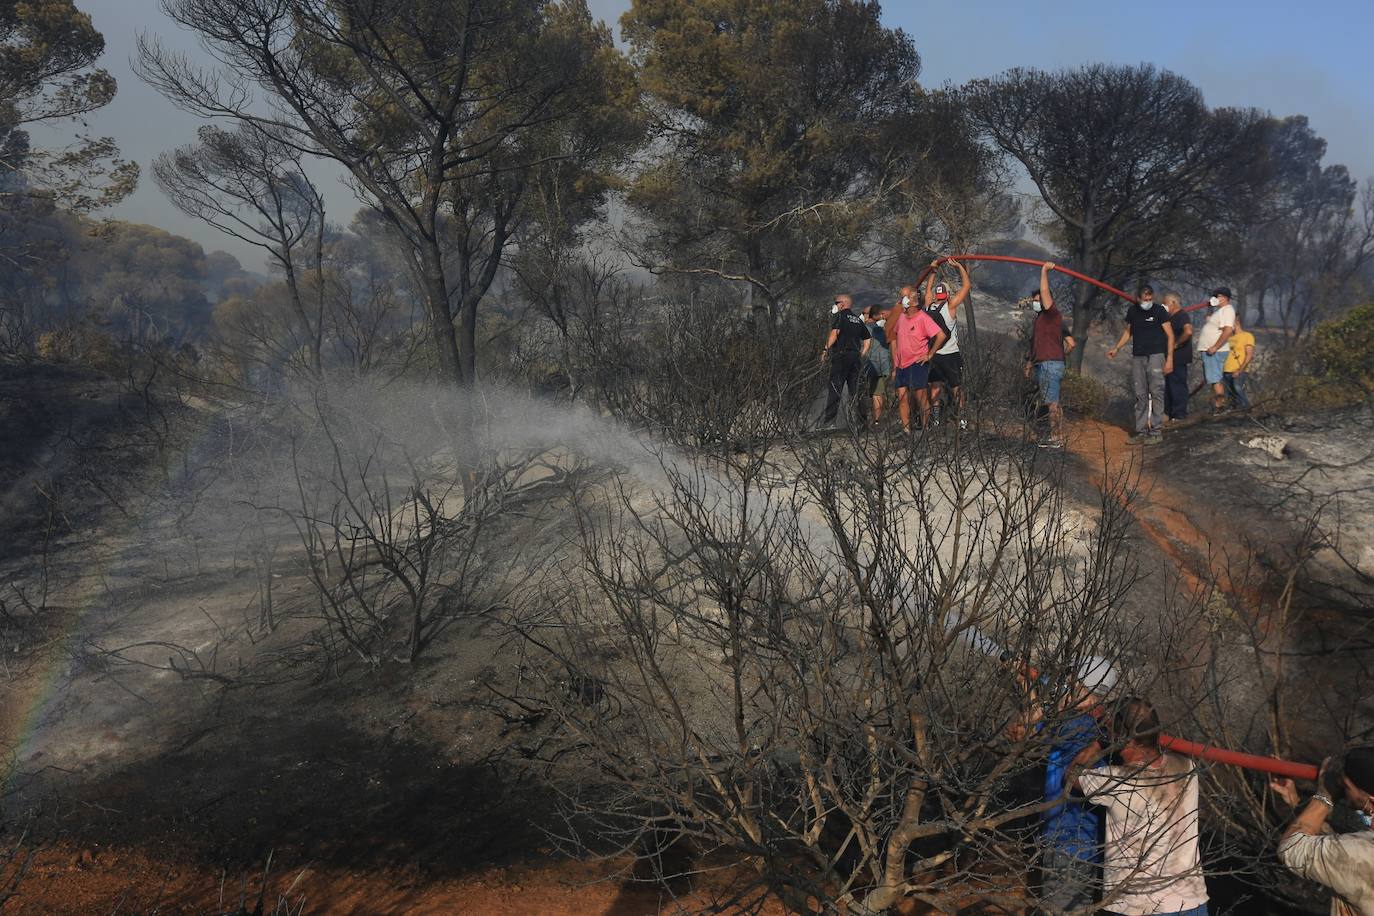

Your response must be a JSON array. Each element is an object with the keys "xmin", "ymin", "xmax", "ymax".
[
  {"xmin": 1008, "ymin": 655, "xmax": 1119, "ymax": 913},
  {"xmin": 923, "ymin": 259, "xmax": 972, "ymax": 427},
  {"xmin": 1197, "ymin": 287, "xmax": 1237, "ymax": 415}
]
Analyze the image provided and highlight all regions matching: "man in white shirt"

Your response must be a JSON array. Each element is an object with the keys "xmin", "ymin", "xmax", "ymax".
[
  {"xmin": 1196, "ymin": 287, "xmax": 1237, "ymax": 415},
  {"xmin": 1072, "ymin": 698, "xmax": 1210, "ymax": 916},
  {"xmin": 923, "ymin": 259, "xmax": 972, "ymax": 427},
  {"xmin": 1272, "ymin": 747, "xmax": 1374, "ymax": 915}
]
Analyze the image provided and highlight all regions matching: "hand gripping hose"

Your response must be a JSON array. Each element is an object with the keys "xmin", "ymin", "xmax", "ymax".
[{"xmin": 1158, "ymin": 736, "xmax": 1318, "ymax": 781}]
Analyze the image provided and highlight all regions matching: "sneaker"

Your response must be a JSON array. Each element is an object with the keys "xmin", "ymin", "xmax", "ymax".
[{"xmin": 1128, "ymin": 432, "xmax": 1148, "ymax": 443}]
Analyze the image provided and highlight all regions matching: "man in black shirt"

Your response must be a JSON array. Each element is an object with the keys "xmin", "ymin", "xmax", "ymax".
[
  {"xmin": 1163, "ymin": 292, "xmax": 1193, "ymax": 420},
  {"xmin": 819, "ymin": 294, "xmax": 871, "ymax": 428},
  {"xmin": 1106, "ymin": 285, "xmax": 1175, "ymax": 442}
]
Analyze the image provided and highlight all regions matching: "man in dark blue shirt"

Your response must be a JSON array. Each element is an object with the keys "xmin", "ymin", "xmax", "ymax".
[
  {"xmin": 1163, "ymin": 292, "xmax": 1194, "ymax": 420},
  {"xmin": 1107, "ymin": 286, "xmax": 1175, "ymax": 443},
  {"xmin": 819, "ymin": 294, "xmax": 871, "ymax": 427}
]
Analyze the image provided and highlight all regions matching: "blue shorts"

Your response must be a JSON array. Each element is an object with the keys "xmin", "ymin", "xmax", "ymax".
[
  {"xmin": 1202, "ymin": 350, "xmax": 1228, "ymax": 384},
  {"xmin": 1035, "ymin": 360, "xmax": 1065, "ymax": 404},
  {"xmin": 1151, "ymin": 905, "xmax": 1208, "ymax": 916},
  {"xmin": 893, "ymin": 362, "xmax": 930, "ymax": 390}
]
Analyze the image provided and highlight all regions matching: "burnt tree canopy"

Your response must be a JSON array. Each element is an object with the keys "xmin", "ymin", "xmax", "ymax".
[
  {"xmin": 622, "ymin": 0, "xmax": 927, "ymax": 314},
  {"xmin": 963, "ymin": 63, "xmax": 1268, "ymax": 366},
  {"xmin": 0, "ymin": 0, "xmax": 137, "ymax": 214},
  {"xmin": 139, "ymin": 0, "xmax": 640, "ymax": 388}
]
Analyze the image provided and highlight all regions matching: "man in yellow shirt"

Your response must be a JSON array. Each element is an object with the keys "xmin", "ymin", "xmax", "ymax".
[{"xmin": 1222, "ymin": 321, "xmax": 1255, "ymax": 410}]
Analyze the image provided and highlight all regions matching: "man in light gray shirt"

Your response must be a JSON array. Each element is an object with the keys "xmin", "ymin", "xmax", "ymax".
[{"xmin": 1272, "ymin": 747, "xmax": 1374, "ymax": 915}]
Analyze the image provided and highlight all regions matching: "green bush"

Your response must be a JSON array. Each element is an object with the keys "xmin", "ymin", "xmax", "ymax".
[
  {"xmin": 1309, "ymin": 302, "xmax": 1374, "ymax": 394},
  {"xmin": 1062, "ymin": 368, "xmax": 1109, "ymax": 419}
]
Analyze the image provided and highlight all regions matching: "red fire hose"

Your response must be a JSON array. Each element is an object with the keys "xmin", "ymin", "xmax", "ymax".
[
  {"xmin": 918, "ymin": 254, "xmax": 1213, "ymax": 313},
  {"xmin": 1005, "ymin": 663, "xmax": 1320, "ymax": 781},
  {"xmin": 1159, "ymin": 736, "xmax": 1319, "ymax": 781}
]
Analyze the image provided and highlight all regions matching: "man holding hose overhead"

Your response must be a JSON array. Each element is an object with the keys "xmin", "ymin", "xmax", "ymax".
[
  {"xmin": 924, "ymin": 259, "xmax": 971, "ymax": 428},
  {"xmin": 1025, "ymin": 262, "xmax": 1076, "ymax": 448}
]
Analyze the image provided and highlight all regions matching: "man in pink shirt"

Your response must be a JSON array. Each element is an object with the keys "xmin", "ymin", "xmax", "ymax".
[{"xmin": 882, "ymin": 285, "xmax": 947, "ymax": 432}]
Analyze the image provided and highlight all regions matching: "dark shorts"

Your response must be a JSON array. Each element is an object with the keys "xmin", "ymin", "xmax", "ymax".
[
  {"xmin": 893, "ymin": 362, "xmax": 929, "ymax": 390},
  {"xmin": 930, "ymin": 351, "xmax": 963, "ymax": 387}
]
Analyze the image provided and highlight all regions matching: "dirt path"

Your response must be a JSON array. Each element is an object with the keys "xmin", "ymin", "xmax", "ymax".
[{"xmin": 1064, "ymin": 416, "xmax": 1265, "ymax": 609}]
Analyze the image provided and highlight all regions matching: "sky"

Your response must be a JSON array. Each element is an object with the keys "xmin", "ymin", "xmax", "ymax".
[{"xmin": 50, "ymin": 0, "xmax": 1374, "ymax": 271}]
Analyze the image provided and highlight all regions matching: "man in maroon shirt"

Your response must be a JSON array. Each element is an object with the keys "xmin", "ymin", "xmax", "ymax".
[{"xmin": 1023, "ymin": 262, "xmax": 1076, "ymax": 448}]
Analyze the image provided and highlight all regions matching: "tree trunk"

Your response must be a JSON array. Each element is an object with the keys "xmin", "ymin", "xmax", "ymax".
[
  {"xmin": 312, "ymin": 208, "xmax": 326, "ymax": 373},
  {"xmin": 280, "ymin": 265, "xmax": 320, "ymax": 377},
  {"xmin": 457, "ymin": 295, "xmax": 478, "ymax": 384},
  {"xmin": 745, "ymin": 240, "xmax": 776, "ymax": 319},
  {"xmin": 1068, "ymin": 244, "xmax": 1096, "ymax": 373},
  {"xmin": 963, "ymin": 291, "xmax": 978, "ymax": 368},
  {"xmin": 421, "ymin": 244, "xmax": 465, "ymax": 387}
]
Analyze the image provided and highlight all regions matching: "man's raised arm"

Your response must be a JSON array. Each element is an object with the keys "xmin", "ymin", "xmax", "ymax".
[{"xmin": 950, "ymin": 260, "xmax": 971, "ymax": 312}]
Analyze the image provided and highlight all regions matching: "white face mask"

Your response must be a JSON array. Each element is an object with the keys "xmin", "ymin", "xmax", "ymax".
[
  {"xmin": 901, "ymin": 296, "xmax": 911, "ymax": 307},
  {"xmin": 832, "ymin": 304, "xmax": 841, "ymax": 314},
  {"xmin": 875, "ymin": 319, "xmax": 886, "ymax": 328},
  {"xmin": 1141, "ymin": 301, "xmax": 1154, "ymax": 310},
  {"xmin": 1208, "ymin": 296, "xmax": 1220, "ymax": 308},
  {"xmin": 1031, "ymin": 300, "xmax": 1043, "ymax": 313},
  {"xmin": 1360, "ymin": 810, "xmax": 1373, "ymax": 830}
]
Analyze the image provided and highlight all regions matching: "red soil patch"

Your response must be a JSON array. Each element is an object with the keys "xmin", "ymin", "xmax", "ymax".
[
  {"xmin": 7, "ymin": 844, "xmax": 796, "ymax": 915},
  {"xmin": 1065, "ymin": 417, "xmax": 1266, "ymax": 610}
]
